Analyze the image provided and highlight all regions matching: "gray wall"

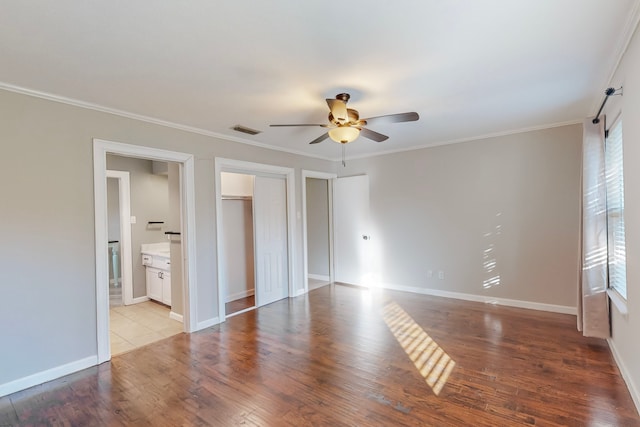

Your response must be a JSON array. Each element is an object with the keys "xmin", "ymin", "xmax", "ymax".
[
  {"xmin": 0, "ymin": 87, "xmax": 335, "ymax": 387},
  {"xmin": 106, "ymin": 178, "xmax": 120, "ymax": 242},
  {"xmin": 605, "ymin": 23, "xmax": 640, "ymax": 410},
  {"xmin": 222, "ymin": 199, "xmax": 255, "ymax": 301},
  {"xmin": 106, "ymin": 155, "xmax": 169, "ymax": 299},
  {"xmin": 168, "ymin": 162, "xmax": 184, "ymax": 315},
  {"xmin": 106, "ymin": 178, "xmax": 120, "ymax": 284},
  {"xmin": 339, "ymin": 124, "xmax": 582, "ymax": 308},
  {"xmin": 306, "ymin": 178, "xmax": 330, "ymax": 277}
]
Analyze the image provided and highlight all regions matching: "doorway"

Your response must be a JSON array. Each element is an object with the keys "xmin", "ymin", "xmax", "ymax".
[
  {"xmin": 215, "ymin": 158, "xmax": 296, "ymax": 321},
  {"xmin": 220, "ymin": 172, "xmax": 256, "ymax": 317},
  {"xmin": 93, "ymin": 139, "xmax": 197, "ymax": 364},
  {"xmin": 106, "ymin": 170, "xmax": 133, "ymax": 307},
  {"xmin": 105, "ymin": 156, "xmax": 184, "ymax": 355},
  {"xmin": 302, "ymin": 170, "xmax": 337, "ymax": 293}
]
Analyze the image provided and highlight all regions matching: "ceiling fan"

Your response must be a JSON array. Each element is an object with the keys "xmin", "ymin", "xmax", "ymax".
[{"xmin": 270, "ymin": 93, "xmax": 419, "ymax": 145}]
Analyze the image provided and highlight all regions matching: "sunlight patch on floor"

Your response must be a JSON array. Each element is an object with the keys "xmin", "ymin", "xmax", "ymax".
[{"xmin": 382, "ymin": 301, "xmax": 455, "ymax": 395}]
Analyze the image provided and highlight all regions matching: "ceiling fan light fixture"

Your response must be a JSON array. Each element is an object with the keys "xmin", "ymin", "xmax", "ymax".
[{"xmin": 328, "ymin": 126, "xmax": 360, "ymax": 144}]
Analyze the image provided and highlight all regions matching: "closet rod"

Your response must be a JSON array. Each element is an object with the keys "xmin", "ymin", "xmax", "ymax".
[{"xmin": 221, "ymin": 196, "xmax": 252, "ymax": 201}]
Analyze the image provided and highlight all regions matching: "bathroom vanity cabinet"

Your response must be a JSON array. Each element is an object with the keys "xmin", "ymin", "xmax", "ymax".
[
  {"xmin": 141, "ymin": 243, "xmax": 172, "ymax": 306},
  {"xmin": 145, "ymin": 265, "xmax": 171, "ymax": 305}
]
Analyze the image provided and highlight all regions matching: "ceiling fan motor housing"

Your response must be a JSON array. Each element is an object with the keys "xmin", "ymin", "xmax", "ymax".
[{"xmin": 329, "ymin": 108, "xmax": 360, "ymax": 126}]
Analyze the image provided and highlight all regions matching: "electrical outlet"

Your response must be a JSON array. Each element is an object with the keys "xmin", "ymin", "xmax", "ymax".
[
  {"xmin": 427, "ymin": 270, "xmax": 433, "ymax": 279},
  {"xmin": 438, "ymin": 270, "xmax": 445, "ymax": 280}
]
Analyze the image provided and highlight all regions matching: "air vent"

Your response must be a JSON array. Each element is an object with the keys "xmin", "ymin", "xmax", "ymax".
[{"xmin": 232, "ymin": 125, "xmax": 261, "ymax": 136}]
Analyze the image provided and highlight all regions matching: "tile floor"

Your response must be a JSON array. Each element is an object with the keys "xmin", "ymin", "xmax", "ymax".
[{"xmin": 110, "ymin": 301, "xmax": 184, "ymax": 356}]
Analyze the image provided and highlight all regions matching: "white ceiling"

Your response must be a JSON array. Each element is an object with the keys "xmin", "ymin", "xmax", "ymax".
[{"xmin": 1, "ymin": 1, "xmax": 639, "ymax": 160}]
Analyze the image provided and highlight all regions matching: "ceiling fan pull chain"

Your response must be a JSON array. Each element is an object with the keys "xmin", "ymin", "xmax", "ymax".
[{"xmin": 342, "ymin": 144, "xmax": 346, "ymax": 167}]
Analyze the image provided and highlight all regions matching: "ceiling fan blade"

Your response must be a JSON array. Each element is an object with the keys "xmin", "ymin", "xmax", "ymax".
[
  {"xmin": 326, "ymin": 99, "xmax": 348, "ymax": 122},
  {"xmin": 309, "ymin": 133, "xmax": 330, "ymax": 145},
  {"xmin": 360, "ymin": 128, "xmax": 389, "ymax": 142},
  {"xmin": 270, "ymin": 124, "xmax": 328, "ymax": 127},
  {"xmin": 362, "ymin": 112, "xmax": 419, "ymax": 125}
]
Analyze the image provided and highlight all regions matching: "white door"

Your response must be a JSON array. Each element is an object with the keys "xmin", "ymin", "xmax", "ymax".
[
  {"xmin": 253, "ymin": 176, "xmax": 289, "ymax": 306},
  {"xmin": 334, "ymin": 175, "xmax": 370, "ymax": 286}
]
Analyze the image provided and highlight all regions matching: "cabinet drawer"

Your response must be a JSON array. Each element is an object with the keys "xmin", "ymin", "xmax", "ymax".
[{"xmin": 143, "ymin": 255, "xmax": 170, "ymax": 270}]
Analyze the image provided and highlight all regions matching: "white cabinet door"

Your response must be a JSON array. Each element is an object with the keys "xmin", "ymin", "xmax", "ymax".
[
  {"xmin": 254, "ymin": 175, "xmax": 289, "ymax": 307},
  {"xmin": 146, "ymin": 267, "xmax": 163, "ymax": 302},
  {"xmin": 162, "ymin": 271, "xmax": 172, "ymax": 306}
]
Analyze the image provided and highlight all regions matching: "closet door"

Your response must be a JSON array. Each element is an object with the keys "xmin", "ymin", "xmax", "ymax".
[{"xmin": 253, "ymin": 176, "xmax": 288, "ymax": 307}]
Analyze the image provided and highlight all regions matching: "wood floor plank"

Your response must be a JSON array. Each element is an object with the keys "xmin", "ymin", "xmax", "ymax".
[{"xmin": 3, "ymin": 284, "xmax": 639, "ymax": 426}]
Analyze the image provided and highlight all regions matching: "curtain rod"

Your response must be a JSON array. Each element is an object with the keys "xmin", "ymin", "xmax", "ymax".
[{"xmin": 592, "ymin": 87, "xmax": 622, "ymax": 124}]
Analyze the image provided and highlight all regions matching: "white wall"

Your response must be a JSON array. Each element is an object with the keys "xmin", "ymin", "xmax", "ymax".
[
  {"xmin": 306, "ymin": 178, "xmax": 330, "ymax": 277},
  {"xmin": 604, "ymin": 23, "xmax": 640, "ymax": 411},
  {"xmin": 338, "ymin": 124, "xmax": 582, "ymax": 310},
  {"xmin": 0, "ymin": 88, "xmax": 335, "ymax": 391}
]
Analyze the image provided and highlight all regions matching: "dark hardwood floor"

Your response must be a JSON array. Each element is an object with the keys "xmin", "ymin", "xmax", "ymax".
[
  {"xmin": 2, "ymin": 284, "xmax": 638, "ymax": 426},
  {"xmin": 225, "ymin": 295, "xmax": 255, "ymax": 316}
]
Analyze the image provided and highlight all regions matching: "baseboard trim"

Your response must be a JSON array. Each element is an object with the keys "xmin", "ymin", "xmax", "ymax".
[
  {"xmin": 169, "ymin": 311, "xmax": 183, "ymax": 323},
  {"xmin": 308, "ymin": 274, "xmax": 330, "ymax": 281},
  {"xmin": 196, "ymin": 317, "xmax": 220, "ymax": 331},
  {"xmin": 225, "ymin": 289, "xmax": 255, "ymax": 303},
  {"xmin": 0, "ymin": 355, "xmax": 97, "ymax": 398},
  {"xmin": 130, "ymin": 296, "xmax": 150, "ymax": 304},
  {"xmin": 341, "ymin": 281, "xmax": 577, "ymax": 315},
  {"xmin": 608, "ymin": 338, "xmax": 640, "ymax": 415}
]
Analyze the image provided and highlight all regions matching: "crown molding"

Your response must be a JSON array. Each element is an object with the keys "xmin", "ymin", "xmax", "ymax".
[
  {"xmin": 341, "ymin": 119, "xmax": 583, "ymax": 162},
  {"xmin": 0, "ymin": 82, "xmax": 335, "ymax": 162}
]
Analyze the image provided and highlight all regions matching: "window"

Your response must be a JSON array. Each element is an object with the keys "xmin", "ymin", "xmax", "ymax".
[{"xmin": 605, "ymin": 117, "xmax": 627, "ymax": 299}]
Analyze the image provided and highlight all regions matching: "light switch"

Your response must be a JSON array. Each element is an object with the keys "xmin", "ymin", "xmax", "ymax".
[{"xmin": 130, "ymin": 216, "xmax": 137, "ymax": 224}]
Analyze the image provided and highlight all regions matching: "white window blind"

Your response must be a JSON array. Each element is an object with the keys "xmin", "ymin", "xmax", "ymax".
[{"xmin": 605, "ymin": 118, "xmax": 627, "ymax": 299}]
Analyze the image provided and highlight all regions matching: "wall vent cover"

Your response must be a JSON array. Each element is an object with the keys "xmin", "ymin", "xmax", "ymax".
[{"xmin": 232, "ymin": 125, "xmax": 261, "ymax": 135}]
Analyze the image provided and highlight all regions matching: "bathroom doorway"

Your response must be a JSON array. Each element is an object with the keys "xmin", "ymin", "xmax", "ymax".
[
  {"xmin": 94, "ymin": 139, "xmax": 197, "ymax": 363},
  {"xmin": 105, "ymin": 156, "xmax": 184, "ymax": 355}
]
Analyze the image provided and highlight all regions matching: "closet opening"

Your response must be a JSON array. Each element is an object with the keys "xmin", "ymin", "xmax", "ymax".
[
  {"xmin": 215, "ymin": 158, "xmax": 295, "ymax": 322},
  {"xmin": 221, "ymin": 172, "xmax": 256, "ymax": 317}
]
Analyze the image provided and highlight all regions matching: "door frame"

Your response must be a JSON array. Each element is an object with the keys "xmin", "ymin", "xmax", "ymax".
[
  {"xmin": 301, "ymin": 170, "xmax": 337, "ymax": 294},
  {"xmin": 94, "ymin": 138, "xmax": 198, "ymax": 364},
  {"xmin": 106, "ymin": 170, "xmax": 134, "ymax": 305},
  {"xmin": 214, "ymin": 158, "xmax": 296, "ymax": 322}
]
